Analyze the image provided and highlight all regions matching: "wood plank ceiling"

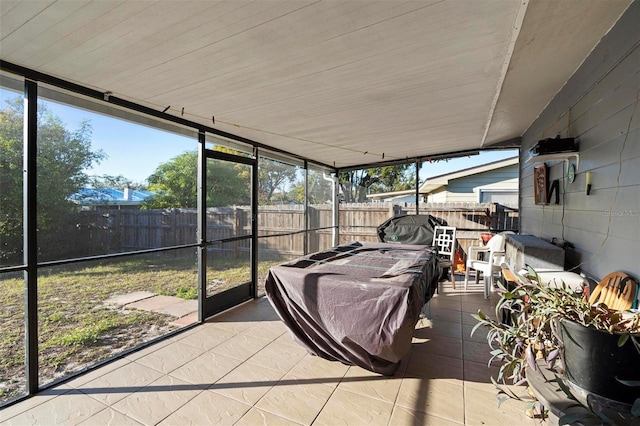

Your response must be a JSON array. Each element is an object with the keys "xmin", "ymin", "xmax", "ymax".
[{"xmin": 0, "ymin": 0, "xmax": 632, "ymax": 169}]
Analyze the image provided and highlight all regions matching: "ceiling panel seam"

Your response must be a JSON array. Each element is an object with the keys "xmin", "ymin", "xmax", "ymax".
[{"xmin": 480, "ymin": 0, "xmax": 529, "ymax": 147}]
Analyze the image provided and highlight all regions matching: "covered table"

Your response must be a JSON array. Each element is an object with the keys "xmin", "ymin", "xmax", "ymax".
[{"xmin": 265, "ymin": 241, "xmax": 439, "ymax": 375}]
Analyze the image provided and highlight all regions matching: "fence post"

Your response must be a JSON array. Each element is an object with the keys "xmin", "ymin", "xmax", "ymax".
[
  {"xmin": 308, "ymin": 205, "xmax": 319, "ymax": 253},
  {"xmin": 489, "ymin": 203, "xmax": 498, "ymax": 231}
]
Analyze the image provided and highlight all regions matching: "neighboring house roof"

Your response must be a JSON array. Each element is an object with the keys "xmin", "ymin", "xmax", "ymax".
[
  {"xmin": 69, "ymin": 188, "xmax": 155, "ymax": 206},
  {"xmin": 418, "ymin": 156, "xmax": 519, "ymax": 194},
  {"xmin": 367, "ymin": 156, "xmax": 519, "ymax": 201}
]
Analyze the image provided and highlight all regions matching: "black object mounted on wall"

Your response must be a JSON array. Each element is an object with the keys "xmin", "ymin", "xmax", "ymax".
[
  {"xmin": 528, "ymin": 136, "xmax": 577, "ymax": 157},
  {"xmin": 547, "ymin": 179, "xmax": 560, "ymax": 204}
]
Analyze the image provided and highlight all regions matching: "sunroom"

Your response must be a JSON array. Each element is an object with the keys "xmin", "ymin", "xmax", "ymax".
[{"xmin": 1, "ymin": 1, "xmax": 638, "ymax": 424}]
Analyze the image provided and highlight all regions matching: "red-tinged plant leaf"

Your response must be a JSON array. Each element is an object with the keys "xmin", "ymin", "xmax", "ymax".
[
  {"xmin": 546, "ymin": 348, "xmax": 559, "ymax": 362},
  {"xmin": 525, "ymin": 345, "xmax": 537, "ymax": 371}
]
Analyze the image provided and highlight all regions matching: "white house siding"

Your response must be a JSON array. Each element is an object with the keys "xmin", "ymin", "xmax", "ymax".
[
  {"xmin": 430, "ymin": 164, "xmax": 519, "ymax": 203},
  {"xmin": 425, "ymin": 189, "xmax": 447, "ymax": 203},
  {"xmin": 519, "ymin": 2, "xmax": 639, "ymax": 281}
]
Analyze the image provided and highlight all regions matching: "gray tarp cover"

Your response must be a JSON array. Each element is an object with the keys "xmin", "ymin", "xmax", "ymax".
[
  {"xmin": 377, "ymin": 214, "xmax": 446, "ymax": 245},
  {"xmin": 265, "ymin": 241, "xmax": 438, "ymax": 376}
]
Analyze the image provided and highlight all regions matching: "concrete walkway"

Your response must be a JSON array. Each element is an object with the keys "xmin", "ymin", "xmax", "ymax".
[{"xmin": 104, "ymin": 291, "xmax": 198, "ymax": 327}]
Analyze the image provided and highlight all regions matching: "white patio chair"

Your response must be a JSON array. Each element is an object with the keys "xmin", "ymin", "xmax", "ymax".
[
  {"xmin": 432, "ymin": 226, "xmax": 457, "ymax": 289},
  {"xmin": 464, "ymin": 231, "xmax": 514, "ymax": 298}
]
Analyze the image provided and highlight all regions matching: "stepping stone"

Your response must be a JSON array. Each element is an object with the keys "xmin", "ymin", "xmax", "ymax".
[
  {"xmin": 104, "ymin": 291, "xmax": 155, "ymax": 306},
  {"xmin": 157, "ymin": 299, "xmax": 198, "ymax": 318},
  {"xmin": 127, "ymin": 295, "xmax": 183, "ymax": 313},
  {"xmin": 169, "ymin": 311, "xmax": 199, "ymax": 328}
]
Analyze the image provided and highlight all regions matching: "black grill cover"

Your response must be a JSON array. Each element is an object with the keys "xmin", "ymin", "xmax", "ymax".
[{"xmin": 377, "ymin": 214, "xmax": 446, "ymax": 245}]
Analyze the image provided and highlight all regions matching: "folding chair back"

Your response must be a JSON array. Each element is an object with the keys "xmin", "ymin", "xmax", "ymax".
[
  {"xmin": 432, "ymin": 226, "xmax": 457, "ymax": 288},
  {"xmin": 433, "ymin": 226, "xmax": 456, "ymax": 262}
]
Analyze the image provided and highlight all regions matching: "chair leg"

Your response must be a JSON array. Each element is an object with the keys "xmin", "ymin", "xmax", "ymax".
[
  {"xmin": 451, "ymin": 270, "xmax": 455, "ymax": 289},
  {"xmin": 464, "ymin": 269, "xmax": 470, "ymax": 287},
  {"xmin": 485, "ymin": 272, "xmax": 494, "ymax": 299}
]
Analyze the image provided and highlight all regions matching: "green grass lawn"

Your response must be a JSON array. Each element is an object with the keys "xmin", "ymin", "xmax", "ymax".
[{"xmin": 0, "ymin": 253, "xmax": 283, "ymax": 404}]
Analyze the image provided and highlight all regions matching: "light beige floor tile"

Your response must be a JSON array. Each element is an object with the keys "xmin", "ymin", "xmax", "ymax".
[
  {"xmin": 284, "ymin": 354, "xmax": 349, "ymax": 387},
  {"xmin": 463, "ymin": 360, "xmax": 502, "ymax": 391},
  {"xmin": 111, "ymin": 375, "xmax": 202, "ymax": 425},
  {"xmin": 389, "ymin": 406, "xmax": 464, "ymax": 426},
  {"xmin": 414, "ymin": 318, "xmax": 463, "ymax": 340},
  {"xmin": 396, "ymin": 376, "xmax": 465, "ymax": 424},
  {"xmin": 78, "ymin": 407, "xmax": 143, "ymax": 425},
  {"xmin": 405, "ymin": 350, "xmax": 464, "ymax": 381},
  {"xmin": 158, "ymin": 390, "xmax": 251, "ymax": 426},
  {"xmin": 6, "ymin": 291, "xmax": 510, "ymax": 425},
  {"xmin": 429, "ymin": 307, "xmax": 462, "ymax": 324},
  {"xmin": 462, "ymin": 340, "xmax": 497, "ymax": 365},
  {"xmin": 176, "ymin": 327, "xmax": 236, "ymax": 351},
  {"xmin": 336, "ymin": 365, "xmax": 403, "ymax": 403},
  {"xmin": 2, "ymin": 392, "xmax": 107, "ymax": 425},
  {"xmin": 125, "ymin": 338, "xmax": 174, "ymax": 361},
  {"xmin": 273, "ymin": 331, "xmax": 302, "ymax": 348},
  {"xmin": 313, "ymin": 388, "xmax": 394, "ymax": 426},
  {"xmin": 464, "ymin": 386, "xmax": 536, "ymax": 425},
  {"xmin": 428, "ymin": 296, "xmax": 462, "ymax": 311},
  {"xmin": 462, "ymin": 323, "xmax": 489, "ymax": 343},
  {"xmin": 462, "ymin": 310, "xmax": 492, "ymax": 326},
  {"xmin": 235, "ymin": 407, "xmax": 303, "ymax": 426},
  {"xmin": 169, "ymin": 350, "xmax": 242, "ymax": 385},
  {"xmin": 206, "ymin": 315, "xmax": 255, "ymax": 334},
  {"xmin": 236, "ymin": 303, "xmax": 278, "ymax": 321},
  {"xmin": 241, "ymin": 318, "xmax": 288, "ymax": 341},
  {"xmin": 135, "ymin": 341, "xmax": 205, "ymax": 374},
  {"xmin": 65, "ymin": 357, "xmax": 131, "ymax": 388},
  {"xmin": 412, "ymin": 334, "xmax": 463, "ymax": 359},
  {"xmin": 210, "ymin": 332, "xmax": 273, "ymax": 361},
  {"xmin": 0, "ymin": 386, "xmax": 68, "ymax": 421},
  {"xmin": 210, "ymin": 362, "xmax": 283, "ymax": 405},
  {"xmin": 246, "ymin": 341, "xmax": 308, "ymax": 373},
  {"xmin": 78, "ymin": 362, "xmax": 165, "ymax": 405},
  {"xmin": 255, "ymin": 379, "xmax": 335, "ymax": 425}
]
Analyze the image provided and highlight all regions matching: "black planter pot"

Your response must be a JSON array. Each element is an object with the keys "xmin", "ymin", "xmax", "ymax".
[{"xmin": 558, "ymin": 318, "xmax": 640, "ymax": 405}]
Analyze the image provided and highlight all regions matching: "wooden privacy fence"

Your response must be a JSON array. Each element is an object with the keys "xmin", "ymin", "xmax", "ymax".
[
  {"xmin": 332, "ymin": 202, "xmax": 519, "ymax": 257},
  {"xmin": 78, "ymin": 202, "xmax": 518, "ymax": 258}
]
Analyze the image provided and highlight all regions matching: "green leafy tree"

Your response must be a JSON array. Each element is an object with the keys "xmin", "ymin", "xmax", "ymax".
[
  {"xmin": 88, "ymin": 174, "xmax": 146, "ymax": 190},
  {"xmin": 290, "ymin": 170, "xmax": 334, "ymax": 204},
  {"xmin": 257, "ymin": 158, "xmax": 297, "ymax": 205},
  {"xmin": 143, "ymin": 149, "xmax": 250, "ymax": 209},
  {"xmin": 0, "ymin": 98, "xmax": 104, "ymax": 263},
  {"xmin": 338, "ymin": 164, "xmax": 414, "ymax": 203}
]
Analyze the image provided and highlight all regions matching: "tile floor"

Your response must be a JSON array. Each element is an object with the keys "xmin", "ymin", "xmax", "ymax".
[{"xmin": 1, "ymin": 281, "xmax": 548, "ymax": 425}]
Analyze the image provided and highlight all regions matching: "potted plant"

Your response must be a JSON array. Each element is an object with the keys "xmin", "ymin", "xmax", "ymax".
[{"xmin": 472, "ymin": 266, "xmax": 640, "ymax": 423}]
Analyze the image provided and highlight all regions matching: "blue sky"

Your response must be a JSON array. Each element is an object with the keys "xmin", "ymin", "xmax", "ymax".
[
  {"xmin": 42, "ymin": 101, "xmax": 197, "ymax": 184},
  {"xmin": 1, "ymin": 87, "xmax": 517, "ymax": 184}
]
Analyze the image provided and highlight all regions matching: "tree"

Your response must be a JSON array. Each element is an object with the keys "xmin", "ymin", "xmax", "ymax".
[
  {"xmin": 0, "ymin": 98, "xmax": 104, "ymax": 263},
  {"xmin": 290, "ymin": 170, "xmax": 334, "ymax": 204},
  {"xmin": 143, "ymin": 149, "xmax": 250, "ymax": 209},
  {"xmin": 257, "ymin": 158, "xmax": 297, "ymax": 205},
  {"xmin": 88, "ymin": 174, "xmax": 146, "ymax": 190},
  {"xmin": 338, "ymin": 164, "xmax": 414, "ymax": 203}
]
